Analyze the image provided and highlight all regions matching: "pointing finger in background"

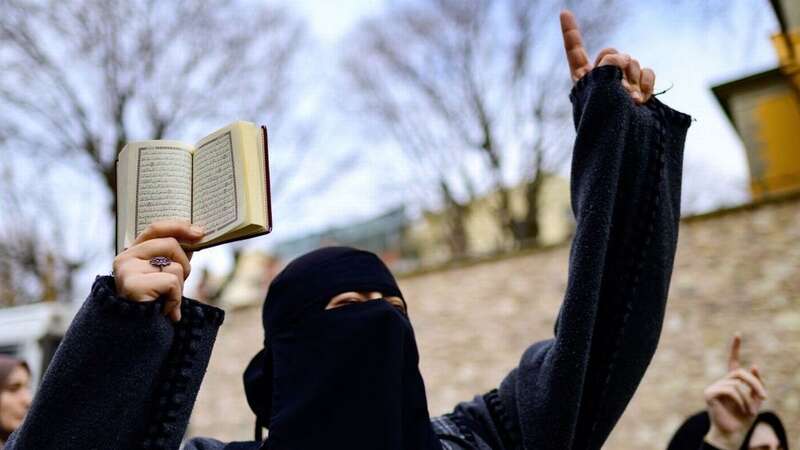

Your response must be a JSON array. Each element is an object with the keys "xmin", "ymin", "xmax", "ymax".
[{"xmin": 728, "ymin": 333, "xmax": 742, "ymax": 371}]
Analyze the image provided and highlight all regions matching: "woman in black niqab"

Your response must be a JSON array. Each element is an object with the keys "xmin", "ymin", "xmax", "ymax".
[{"xmin": 243, "ymin": 246, "xmax": 442, "ymax": 450}]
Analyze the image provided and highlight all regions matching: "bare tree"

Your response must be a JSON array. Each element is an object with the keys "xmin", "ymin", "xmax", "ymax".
[
  {"xmin": 0, "ymin": 0, "xmax": 304, "ymax": 222},
  {"xmin": 0, "ymin": 0, "xmax": 309, "ymax": 303},
  {"xmin": 342, "ymin": 0, "xmax": 624, "ymax": 255},
  {"xmin": 0, "ymin": 165, "xmax": 93, "ymax": 305}
]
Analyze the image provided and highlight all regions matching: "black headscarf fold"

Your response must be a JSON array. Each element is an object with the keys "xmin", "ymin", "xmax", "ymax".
[
  {"xmin": 666, "ymin": 410, "xmax": 789, "ymax": 450},
  {"xmin": 243, "ymin": 246, "xmax": 442, "ymax": 450}
]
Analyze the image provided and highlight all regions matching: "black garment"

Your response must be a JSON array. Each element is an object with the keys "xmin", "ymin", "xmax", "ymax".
[
  {"xmin": 241, "ymin": 246, "xmax": 404, "ymax": 427},
  {"xmin": 4, "ymin": 276, "xmax": 224, "ymax": 450},
  {"xmin": 668, "ymin": 412, "xmax": 713, "ymax": 450},
  {"xmin": 667, "ymin": 410, "xmax": 789, "ymax": 450},
  {"xmin": 7, "ymin": 65, "xmax": 690, "ymax": 450},
  {"xmin": 491, "ymin": 64, "xmax": 690, "ymax": 450},
  {"xmin": 244, "ymin": 246, "xmax": 441, "ymax": 450},
  {"xmin": 743, "ymin": 412, "xmax": 788, "ymax": 450}
]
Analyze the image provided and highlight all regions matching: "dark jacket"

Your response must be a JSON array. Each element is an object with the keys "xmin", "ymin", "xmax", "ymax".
[{"xmin": 5, "ymin": 65, "xmax": 690, "ymax": 450}]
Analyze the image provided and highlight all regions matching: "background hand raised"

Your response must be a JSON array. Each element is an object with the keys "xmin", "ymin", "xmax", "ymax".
[{"xmin": 704, "ymin": 334, "xmax": 768, "ymax": 449}]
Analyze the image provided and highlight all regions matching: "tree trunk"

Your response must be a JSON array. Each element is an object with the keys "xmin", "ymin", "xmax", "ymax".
[
  {"xmin": 521, "ymin": 173, "xmax": 544, "ymax": 246},
  {"xmin": 495, "ymin": 185, "xmax": 520, "ymax": 249},
  {"xmin": 0, "ymin": 259, "xmax": 15, "ymax": 307},
  {"xmin": 103, "ymin": 165, "xmax": 117, "ymax": 214},
  {"xmin": 440, "ymin": 182, "xmax": 470, "ymax": 258}
]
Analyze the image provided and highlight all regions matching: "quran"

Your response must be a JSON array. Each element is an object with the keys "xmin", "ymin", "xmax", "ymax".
[{"xmin": 116, "ymin": 121, "xmax": 272, "ymax": 253}]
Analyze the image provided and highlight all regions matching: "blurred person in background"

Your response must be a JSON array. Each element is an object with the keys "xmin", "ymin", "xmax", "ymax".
[
  {"xmin": 5, "ymin": 10, "xmax": 692, "ymax": 450},
  {"xmin": 0, "ymin": 356, "xmax": 31, "ymax": 449},
  {"xmin": 667, "ymin": 335, "xmax": 788, "ymax": 450}
]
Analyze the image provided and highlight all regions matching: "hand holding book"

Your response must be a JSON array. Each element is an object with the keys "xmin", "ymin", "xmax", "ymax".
[{"xmin": 113, "ymin": 220, "xmax": 205, "ymax": 322}]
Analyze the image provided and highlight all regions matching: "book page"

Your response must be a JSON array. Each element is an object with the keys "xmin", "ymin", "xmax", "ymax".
[
  {"xmin": 239, "ymin": 122, "xmax": 268, "ymax": 230},
  {"xmin": 116, "ymin": 153, "xmax": 129, "ymax": 254},
  {"xmin": 134, "ymin": 145, "xmax": 193, "ymax": 236},
  {"xmin": 192, "ymin": 130, "xmax": 240, "ymax": 237}
]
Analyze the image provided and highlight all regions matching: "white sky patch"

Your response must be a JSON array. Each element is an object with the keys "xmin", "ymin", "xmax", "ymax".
[{"xmin": 289, "ymin": 0, "xmax": 384, "ymax": 42}]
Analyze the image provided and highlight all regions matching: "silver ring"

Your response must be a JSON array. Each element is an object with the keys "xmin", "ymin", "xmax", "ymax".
[{"xmin": 149, "ymin": 256, "xmax": 172, "ymax": 272}]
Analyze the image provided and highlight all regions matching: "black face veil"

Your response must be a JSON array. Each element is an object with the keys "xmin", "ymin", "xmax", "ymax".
[{"xmin": 243, "ymin": 246, "xmax": 443, "ymax": 450}]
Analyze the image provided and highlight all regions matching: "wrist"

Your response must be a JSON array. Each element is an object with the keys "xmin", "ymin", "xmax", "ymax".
[{"xmin": 705, "ymin": 425, "xmax": 747, "ymax": 450}]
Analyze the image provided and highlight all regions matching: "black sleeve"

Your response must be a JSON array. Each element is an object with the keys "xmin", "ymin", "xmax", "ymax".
[
  {"xmin": 183, "ymin": 437, "xmax": 263, "ymax": 450},
  {"xmin": 5, "ymin": 276, "xmax": 224, "ymax": 450},
  {"xmin": 182, "ymin": 437, "xmax": 226, "ymax": 449},
  {"xmin": 666, "ymin": 410, "xmax": 712, "ymax": 450},
  {"xmin": 701, "ymin": 444, "xmax": 723, "ymax": 450},
  {"xmin": 448, "ymin": 65, "xmax": 691, "ymax": 450}
]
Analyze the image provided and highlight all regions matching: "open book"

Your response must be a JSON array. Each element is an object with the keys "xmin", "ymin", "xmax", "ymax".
[{"xmin": 116, "ymin": 121, "xmax": 272, "ymax": 254}]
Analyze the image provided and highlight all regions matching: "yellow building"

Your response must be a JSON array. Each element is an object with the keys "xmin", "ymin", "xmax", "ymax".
[
  {"xmin": 713, "ymin": 0, "xmax": 800, "ymax": 198},
  {"xmin": 407, "ymin": 175, "xmax": 573, "ymax": 267}
]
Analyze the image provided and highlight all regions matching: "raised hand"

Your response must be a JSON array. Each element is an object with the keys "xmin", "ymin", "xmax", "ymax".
[
  {"xmin": 704, "ymin": 334, "xmax": 768, "ymax": 449},
  {"xmin": 112, "ymin": 220, "xmax": 205, "ymax": 322},
  {"xmin": 560, "ymin": 10, "xmax": 655, "ymax": 104}
]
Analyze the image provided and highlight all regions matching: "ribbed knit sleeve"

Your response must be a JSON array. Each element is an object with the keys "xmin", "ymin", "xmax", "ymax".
[
  {"xmin": 5, "ymin": 275, "xmax": 224, "ymax": 450},
  {"xmin": 448, "ymin": 65, "xmax": 691, "ymax": 450}
]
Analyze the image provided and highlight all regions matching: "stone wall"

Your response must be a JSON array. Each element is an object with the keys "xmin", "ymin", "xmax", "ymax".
[{"xmin": 189, "ymin": 194, "xmax": 800, "ymax": 448}]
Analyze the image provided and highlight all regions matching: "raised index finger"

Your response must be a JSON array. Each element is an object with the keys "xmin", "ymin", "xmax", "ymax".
[
  {"xmin": 134, "ymin": 219, "xmax": 205, "ymax": 246},
  {"xmin": 728, "ymin": 333, "xmax": 742, "ymax": 371},
  {"xmin": 560, "ymin": 10, "xmax": 591, "ymax": 82}
]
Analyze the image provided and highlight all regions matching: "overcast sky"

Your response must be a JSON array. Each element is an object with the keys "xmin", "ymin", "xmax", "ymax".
[{"xmin": 51, "ymin": 0, "xmax": 778, "ymax": 298}]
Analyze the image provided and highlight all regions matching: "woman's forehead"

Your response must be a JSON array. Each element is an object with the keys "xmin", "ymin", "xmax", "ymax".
[
  {"xmin": 6, "ymin": 365, "xmax": 29, "ymax": 383},
  {"xmin": 750, "ymin": 422, "xmax": 780, "ymax": 446}
]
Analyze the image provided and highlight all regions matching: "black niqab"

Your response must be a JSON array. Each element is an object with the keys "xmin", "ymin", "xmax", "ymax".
[{"xmin": 243, "ymin": 246, "xmax": 442, "ymax": 450}]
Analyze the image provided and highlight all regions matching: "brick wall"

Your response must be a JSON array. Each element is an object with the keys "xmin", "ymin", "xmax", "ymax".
[{"xmin": 189, "ymin": 195, "xmax": 800, "ymax": 448}]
